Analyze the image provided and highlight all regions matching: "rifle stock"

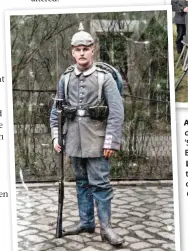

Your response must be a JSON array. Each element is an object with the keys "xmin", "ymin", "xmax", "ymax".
[{"xmin": 56, "ymin": 101, "xmax": 64, "ymax": 238}]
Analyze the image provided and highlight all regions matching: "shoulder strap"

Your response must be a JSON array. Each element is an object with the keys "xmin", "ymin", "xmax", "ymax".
[
  {"xmin": 97, "ymin": 70, "xmax": 105, "ymax": 104},
  {"xmin": 95, "ymin": 62, "xmax": 123, "ymax": 96},
  {"xmin": 64, "ymin": 72, "xmax": 71, "ymax": 101},
  {"xmin": 63, "ymin": 65, "xmax": 75, "ymax": 101}
]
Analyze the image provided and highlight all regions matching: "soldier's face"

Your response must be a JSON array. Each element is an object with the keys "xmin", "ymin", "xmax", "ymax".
[{"xmin": 72, "ymin": 45, "xmax": 94, "ymax": 68}]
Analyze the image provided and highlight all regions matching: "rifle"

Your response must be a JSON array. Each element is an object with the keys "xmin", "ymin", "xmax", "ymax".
[
  {"xmin": 54, "ymin": 34, "xmax": 65, "ymax": 238},
  {"xmin": 55, "ymin": 98, "xmax": 65, "ymax": 238}
]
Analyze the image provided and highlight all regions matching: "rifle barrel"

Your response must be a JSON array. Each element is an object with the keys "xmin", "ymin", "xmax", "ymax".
[{"xmin": 56, "ymin": 103, "xmax": 64, "ymax": 238}]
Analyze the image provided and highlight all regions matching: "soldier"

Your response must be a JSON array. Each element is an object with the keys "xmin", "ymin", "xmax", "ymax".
[
  {"xmin": 50, "ymin": 23, "xmax": 124, "ymax": 246},
  {"xmin": 172, "ymin": 0, "xmax": 188, "ymax": 53}
]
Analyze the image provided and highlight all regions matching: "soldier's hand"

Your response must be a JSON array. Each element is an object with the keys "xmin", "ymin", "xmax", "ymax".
[
  {"xmin": 184, "ymin": 7, "xmax": 188, "ymax": 12},
  {"xmin": 104, "ymin": 149, "xmax": 115, "ymax": 159},
  {"xmin": 53, "ymin": 138, "xmax": 62, "ymax": 153}
]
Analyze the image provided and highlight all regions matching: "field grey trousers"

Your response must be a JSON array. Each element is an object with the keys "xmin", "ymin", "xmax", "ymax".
[{"xmin": 71, "ymin": 156, "xmax": 113, "ymax": 228}]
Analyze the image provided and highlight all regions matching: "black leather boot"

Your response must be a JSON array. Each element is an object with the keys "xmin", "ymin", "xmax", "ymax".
[
  {"xmin": 62, "ymin": 223, "xmax": 95, "ymax": 236},
  {"xmin": 62, "ymin": 179, "xmax": 95, "ymax": 236},
  {"xmin": 96, "ymin": 200, "xmax": 124, "ymax": 246},
  {"xmin": 100, "ymin": 225, "xmax": 124, "ymax": 246}
]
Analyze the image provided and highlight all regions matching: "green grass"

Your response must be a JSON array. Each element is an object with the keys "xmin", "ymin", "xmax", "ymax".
[
  {"xmin": 174, "ymin": 54, "xmax": 188, "ymax": 102},
  {"xmin": 173, "ymin": 24, "xmax": 188, "ymax": 102},
  {"xmin": 175, "ymin": 74, "xmax": 188, "ymax": 102}
]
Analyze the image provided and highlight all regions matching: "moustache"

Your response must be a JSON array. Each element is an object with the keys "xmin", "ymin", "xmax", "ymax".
[{"xmin": 79, "ymin": 57, "xmax": 86, "ymax": 60}]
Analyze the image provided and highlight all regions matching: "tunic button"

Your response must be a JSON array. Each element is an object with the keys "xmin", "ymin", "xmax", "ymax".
[{"xmin": 80, "ymin": 100, "xmax": 82, "ymax": 103}]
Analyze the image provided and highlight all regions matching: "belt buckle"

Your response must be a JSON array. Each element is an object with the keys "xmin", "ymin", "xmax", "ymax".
[{"xmin": 77, "ymin": 109, "xmax": 86, "ymax": 116}]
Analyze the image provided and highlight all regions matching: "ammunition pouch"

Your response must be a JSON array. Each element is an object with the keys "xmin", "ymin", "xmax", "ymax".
[
  {"xmin": 88, "ymin": 105, "xmax": 109, "ymax": 121},
  {"xmin": 63, "ymin": 106, "xmax": 77, "ymax": 120}
]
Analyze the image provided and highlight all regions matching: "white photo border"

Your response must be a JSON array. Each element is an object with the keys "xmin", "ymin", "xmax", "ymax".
[{"xmin": 5, "ymin": 5, "xmax": 180, "ymax": 251}]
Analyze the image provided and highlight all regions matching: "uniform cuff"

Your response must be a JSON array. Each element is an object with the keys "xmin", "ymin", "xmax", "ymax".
[
  {"xmin": 51, "ymin": 127, "xmax": 58, "ymax": 141},
  {"xmin": 103, "ymin": 134, "xmax": 120, "ymax": 150}
]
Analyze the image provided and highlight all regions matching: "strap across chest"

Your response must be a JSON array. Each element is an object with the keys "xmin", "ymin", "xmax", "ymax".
[{"xmin": 64, "ymin": 69, "xmax": 105, "ymax": 104}]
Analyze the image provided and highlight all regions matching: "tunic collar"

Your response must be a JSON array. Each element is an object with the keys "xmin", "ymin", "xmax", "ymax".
[{"xmin": 74, "ymin": 64, "xmax": 96, "ymax": 76}]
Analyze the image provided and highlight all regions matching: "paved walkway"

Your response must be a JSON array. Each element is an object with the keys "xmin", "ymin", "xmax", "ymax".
[{"xmin": 16, "ymin": 183, "xmax": 175, "ymax": 251}]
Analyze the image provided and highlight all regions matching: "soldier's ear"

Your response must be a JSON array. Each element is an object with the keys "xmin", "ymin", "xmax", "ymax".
[
  {"xmin": 72, "ymin": 49, "xmax": 75, "ymax": 58},
  {"xmin": 91, "ymin": 46, "xmax": 94, "ymax": 55}
]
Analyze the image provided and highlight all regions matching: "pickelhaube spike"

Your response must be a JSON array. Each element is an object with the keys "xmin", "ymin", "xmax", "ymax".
[
  {"xmin": 78, "ymin": 22, "xmax": 84, "ymax": 32},
  {"xmin": 71, "ymin": 22, "xmax": 94, "ymax": 46}
]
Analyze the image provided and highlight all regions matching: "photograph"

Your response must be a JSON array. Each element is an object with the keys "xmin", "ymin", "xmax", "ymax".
[
  {"xmin": 7, "ymin": 6, "xmax": 177, "ymax": 251},
  {"xmin": 172, "ymin": 0, "xmax": 188, "ymax": 102}
]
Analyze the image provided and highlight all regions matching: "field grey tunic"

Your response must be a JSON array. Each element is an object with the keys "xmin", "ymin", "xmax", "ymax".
[{"xmin": 50, "ymin": 64, "xmax": 124, "ymax": 158}]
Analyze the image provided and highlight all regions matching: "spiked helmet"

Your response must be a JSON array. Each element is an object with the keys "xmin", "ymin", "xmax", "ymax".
[{"xmin": 71, "ymin": 22, "xmax": 94, "ymax": 46}]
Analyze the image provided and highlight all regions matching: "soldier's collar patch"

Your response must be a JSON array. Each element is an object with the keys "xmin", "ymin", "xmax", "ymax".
[
  {"xmin": 83, "ymin": 65, "xmax": 96, "ymax": 76},
  {"xmin": 74, "ymin": 67, "xmax": 82, "ymax": 76},
  {"xmin": 74, "ymin": 64, "xmax": 96, "ymax": 76}
]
